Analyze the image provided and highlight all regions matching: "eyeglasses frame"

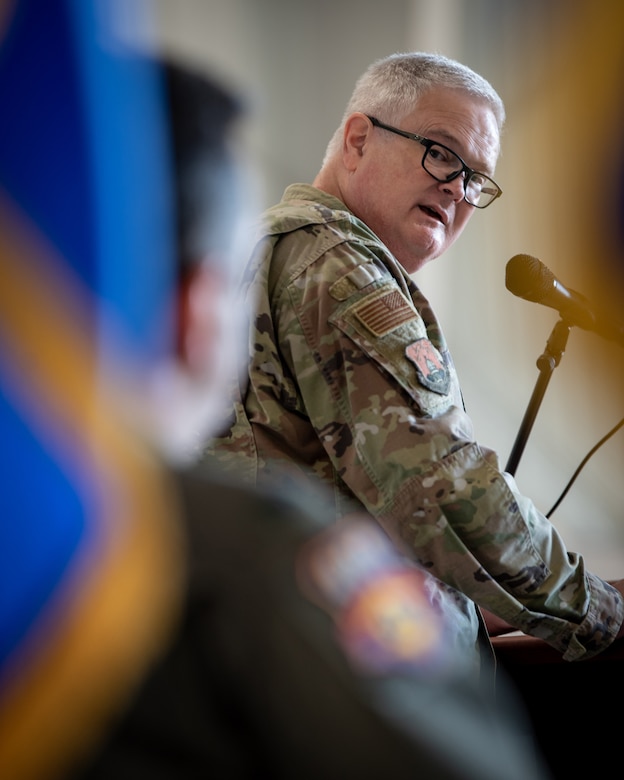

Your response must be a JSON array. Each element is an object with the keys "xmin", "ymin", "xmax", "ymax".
[{"xmin": 366, "ymin": 115, "xmax": 502, "ymax": 209}]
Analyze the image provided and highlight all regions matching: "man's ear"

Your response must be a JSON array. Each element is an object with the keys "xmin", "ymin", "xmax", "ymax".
[
  {"xmin": 176, "ymin": 264, "xmax": 220, "ymax": 375},
  {"xmin": 342, "ymin": 113, "xmax": 372, "ymax": 170}
]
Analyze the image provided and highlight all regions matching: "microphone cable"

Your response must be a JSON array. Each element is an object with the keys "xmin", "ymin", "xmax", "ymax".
[{"xmin": 546, "ymin": 415, "xmax": 624, "ymax": 518}]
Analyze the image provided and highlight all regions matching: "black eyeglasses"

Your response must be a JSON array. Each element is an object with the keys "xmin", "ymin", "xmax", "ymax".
[{"xmin": 367, "ymin": 115, "xmax": 502, "ymax": 209}]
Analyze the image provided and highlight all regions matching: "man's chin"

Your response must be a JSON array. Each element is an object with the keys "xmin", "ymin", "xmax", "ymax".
[{"xmin": 401, "ymin": 242, "xmax": 442, "ymax": 274}]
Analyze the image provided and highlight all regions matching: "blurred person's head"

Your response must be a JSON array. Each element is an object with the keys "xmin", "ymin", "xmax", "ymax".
[
  {"xmin": 123, "ymin": 60, "xmax": 252, "ymax": 463},
  {"xmin": 315, "ymin": 52, "xmax": 505, "ymax": 273},
  {"xmin": 0, "ymin": 48, "xmax": 255, "ymax": 779}
]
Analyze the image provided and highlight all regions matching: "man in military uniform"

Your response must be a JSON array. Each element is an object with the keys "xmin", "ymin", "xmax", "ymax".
[{"xmin": 203, "ymin": 51, "xmax": 624, "ymax": 673}]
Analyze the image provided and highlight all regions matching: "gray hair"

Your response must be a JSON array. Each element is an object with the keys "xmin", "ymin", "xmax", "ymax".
[{"xmin": 322, "ymin": 52, "xmax": 505, "ymax": 165}]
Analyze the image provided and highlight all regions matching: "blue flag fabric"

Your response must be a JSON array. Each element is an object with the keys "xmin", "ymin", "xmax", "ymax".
[{"xmin": 0, "ymin": 3, "xmax": 183, "ymax": 777}]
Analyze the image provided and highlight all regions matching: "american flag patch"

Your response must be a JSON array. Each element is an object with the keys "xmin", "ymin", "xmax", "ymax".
[{"xmin": 353, "ymin": 290, "xmax": 416, "ymax": 336}]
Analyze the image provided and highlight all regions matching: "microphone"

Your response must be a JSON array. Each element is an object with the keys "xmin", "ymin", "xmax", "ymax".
[{"xmin": 505, "ymin": 254, "xmax": 624, "ymax": 348}]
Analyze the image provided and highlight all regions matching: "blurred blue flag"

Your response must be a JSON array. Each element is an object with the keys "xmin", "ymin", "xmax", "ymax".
[{"xmin": 0, "ymin": 5, "xmax": 182, "ymax": 775}]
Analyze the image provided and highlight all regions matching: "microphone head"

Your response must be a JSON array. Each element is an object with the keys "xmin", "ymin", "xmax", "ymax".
[{"xmin": 505, "ymin": 254, "xmax": 555, "ymax": 303}]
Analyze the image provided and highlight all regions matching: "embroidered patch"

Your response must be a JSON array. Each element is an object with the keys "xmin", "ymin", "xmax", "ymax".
[
  {"xmin": 353, "ymin": 290, "xmax": 416, "ymax": 336},
  {"xmin": 337, "ymin": 571, "xmax": 445, "ymax": 672},
  {"xmin": 405, "ymin": 338, "xmax": 450, "ymax": 395},
  {"xmin": 296, "ymin": 519, "xmax": 448, "ymax": 674}
]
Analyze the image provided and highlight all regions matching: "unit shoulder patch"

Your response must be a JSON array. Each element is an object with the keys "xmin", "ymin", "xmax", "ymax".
[{"xmin": 405, "ymin": 338, "xmax": 450, "ymax": 395}]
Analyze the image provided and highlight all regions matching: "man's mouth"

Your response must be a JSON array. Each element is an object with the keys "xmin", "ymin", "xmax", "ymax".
[{"xmin": 419, "ymin": 205, "xmax": 445, "ymax": 224}]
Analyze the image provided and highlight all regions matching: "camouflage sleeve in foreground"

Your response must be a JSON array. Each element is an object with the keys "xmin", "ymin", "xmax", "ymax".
[{"xmin": 204, "ymin": 183, "xmax": 624, "ymax": 663}]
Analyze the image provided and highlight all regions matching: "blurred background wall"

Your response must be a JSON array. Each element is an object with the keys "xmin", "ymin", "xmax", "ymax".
[{"xmin": 148, "ymin": 0, "xmax": 624, "ymax": 577}]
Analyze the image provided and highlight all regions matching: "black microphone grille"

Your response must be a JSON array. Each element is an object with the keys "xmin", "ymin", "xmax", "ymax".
[{"xmin": 505, "ymin": 254, "xmax": 555, "ymax": 303}]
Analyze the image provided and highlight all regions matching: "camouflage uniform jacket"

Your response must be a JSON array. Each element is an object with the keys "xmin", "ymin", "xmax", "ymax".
[{"xmin": 204, "ymin": 183, "xmax": 623, "ymax": 667}]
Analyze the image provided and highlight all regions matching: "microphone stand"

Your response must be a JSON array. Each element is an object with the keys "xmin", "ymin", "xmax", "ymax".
[{"xmin": 505, "ymin": 319, "xmax": 571, "ymax": 476}]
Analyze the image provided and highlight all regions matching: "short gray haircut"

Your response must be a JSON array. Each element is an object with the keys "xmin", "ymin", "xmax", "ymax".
[{"xmin": 322, "ymin": 52, "xmax": 505, "ymax": 165}]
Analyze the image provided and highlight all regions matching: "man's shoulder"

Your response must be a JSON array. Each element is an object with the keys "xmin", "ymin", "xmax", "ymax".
[
  {"xmin": 260, "ymin": 183, "xmax": 377, "ymax": 248},
  {"xmin": 249, "ymin": 187, "xmax": 391, "ymax": 293}
]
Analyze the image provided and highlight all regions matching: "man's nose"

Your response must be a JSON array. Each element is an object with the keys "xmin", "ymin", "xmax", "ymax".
[{"xmin": 440, "ymin": 171, "xmax": 466, "ymax": 201}]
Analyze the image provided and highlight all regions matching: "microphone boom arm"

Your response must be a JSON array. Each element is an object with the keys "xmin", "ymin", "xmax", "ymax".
[{"xmin": 505, "ymin": 319, "xmax": 571, "ymax": 476}]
